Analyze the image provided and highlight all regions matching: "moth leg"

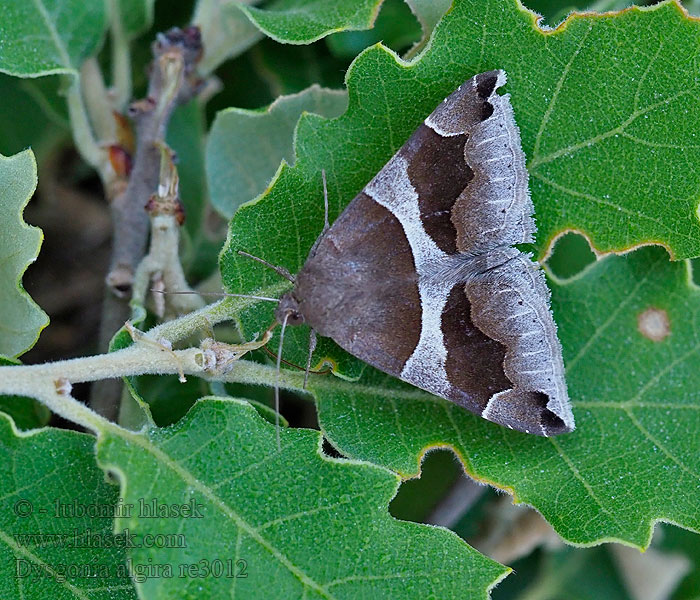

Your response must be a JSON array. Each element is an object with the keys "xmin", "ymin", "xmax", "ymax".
[
  {"xmin": 321, "ymin": 169, "xmax": 330, "ymax": 233},
  {"xmin": 303, "ymin": 328, "xmax": 318, "ymax": 389},
  {"xmin": 274, "ymin": 312, "xmax": 292, "ymax": 451}
]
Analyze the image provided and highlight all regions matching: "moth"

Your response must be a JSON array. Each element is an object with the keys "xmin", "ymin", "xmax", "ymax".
[{"xmin": 263, "ymin": 70, "xmax": 574, "ymax": 436}]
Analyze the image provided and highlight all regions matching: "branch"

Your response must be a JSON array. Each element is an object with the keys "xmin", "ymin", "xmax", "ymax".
[
  {"xmin": 92, "ymin": 27, "xmax": 204, "ymax": 419},
  {"xmin": 106, "ymin": 26, "xmax": 204, "ymax": 297},
  {"xmin": 0, "ymin": 332, "xmax": 273, "ymax": 428}
]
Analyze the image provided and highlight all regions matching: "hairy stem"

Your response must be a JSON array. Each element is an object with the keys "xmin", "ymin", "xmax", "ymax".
[
  {"xmin": 219, "ymin": 360, "xmax": 308, "ymax": 394},
  {"xmin": 65, "ymin": 77, "xmax": 103, "ymax": 170},
  {"xmin": 0, "ymin": 309, "xmax": 295, "ymax": 434},
  {"xmin": 109, "ymin": 0, "xmax": 132, "ymax": 110},
  {"xmin": 80, "ymin": 58, "xmax": 117, "ymax": 143},
  {"xmin": 2, "ymin": 346, "xmax": 205, "ymax": 392}
]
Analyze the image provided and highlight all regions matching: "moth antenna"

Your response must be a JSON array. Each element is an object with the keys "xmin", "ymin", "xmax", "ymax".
[
  {"xmin": 303, "ymin": 329, "xmax": 317, "ymax": 390},
  {"xmin": 321, "ymin": 169, "xmax": 330, "ymax": 233},
  {"xmin": 275, "ymin": 312, "xmax": 291, "ymax": 451},
  {"xmin": 150, "ymin": 289, "xmax": 280, "ymax": 303},
  {"xmin": 237, "ymin": 250, "xmax": 295, "ymax": 283},
  {"xmin": 310, "ymin": 170, "xmax": 331, "ymax": 256}
]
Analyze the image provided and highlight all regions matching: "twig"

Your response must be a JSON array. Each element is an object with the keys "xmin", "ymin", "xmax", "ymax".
[
  {"xmin": 132, "ymin": 144, "xmax": 205, "ymax": 318},
  {"xmin": 106, "ymin": 26, "xmax": 204, "ymax": 297},
  {"xmin": 2, "ymin": 346, "xmax": 206, "ymax": 396},
  {"xmin": 92, "ymin": 27, "xmax": 204, "ymax": 419},
  {"xmin": 425, "ymin": 475, "xmax": 486, "ymax": 528},
  {"xmin": 0, "ymin": 338, "xmax": 273, "ymax": 422}
]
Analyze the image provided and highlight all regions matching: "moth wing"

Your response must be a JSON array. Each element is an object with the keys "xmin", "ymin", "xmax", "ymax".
[
  {"xmin": 429, "ymin": 70, "xmax": 536, "ymax": 252},
  {"xmin": 294, "ymin": 191, "xmax": 423, "ymax": 377},
  {"xmin": 464, "ymin": 249, "xmax": 573, "ymax": 435},
  {"xmin": 293, "ymin": 70, "xmax": 572, "ymax": 436}
]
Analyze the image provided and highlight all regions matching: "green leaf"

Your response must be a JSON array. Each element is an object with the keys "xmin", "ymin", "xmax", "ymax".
[
  {"xmin": 113, "ymin": 0, "xmax": 155, "ymax": 40},
  {"xmin": 305, "ymin": 246, "xmax": 700, "ymax": 547},
  {"xmin": 0, "ymin": 75, "xmax": 67, "ymax": 157},
  {"xmin": 97, "ymin": 397, "xmax": 507, "ymax": 598},
  {"xmin": 403, "ymin": 0, "xmax": 452, "ymax": 54},
  {"xmin": 0, "ymin": 0, "xmax": 106, "ymax": 77},
  {"xmin": 207, "ymin": 85, "xmax": 348, "ymax": 219},
  {"xmin": 326, "ymin": 0, "xmax": 422, "ymax": 59},
  {"xmin": 0, "ymin": 151, "xmax": 48, "ymax": 358},
  {"xmin": 0, "ymin": 415, "xmax": 136, "ymax": 598},
  {"xmin": 0, "ymin": 357, "xmax": 50, "ymax": 431},
  {"xmin": 193, "ymin": 0, "xmax": 385, "ymax": 77},
  {"xmin": 192, "ymin": 0, "xmax": 263, "ymax": 75},
  {"xmin": 241, "ymin": 0, "xmax": 384, "ymax": 44}
]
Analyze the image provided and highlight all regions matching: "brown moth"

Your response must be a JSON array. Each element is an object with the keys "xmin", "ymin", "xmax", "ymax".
[{"xmin": 272, "ymin": 70, "xmax": 574, "ymax": 436}]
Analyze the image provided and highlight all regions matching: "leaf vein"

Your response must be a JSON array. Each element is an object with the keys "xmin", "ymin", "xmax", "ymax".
[
  {"xmin": 532, "ymin": 22, "xmax": 593, "ymax": 159},
  {"xmin": 530, "ymin": 88, "xmax": 697, "ymax": 167},
  {"xmin": 548, "ymin": 437, "xmax": 621, "ymax": 529},
  {"xmin": 120, "ymin": 431, "xmax": 338, "ymax": 599},
  {"xmin": 565, "ymin": 255, "xmax": 662, "ymax": 372},
  {"xmin": 622, "ymin": 407, "xmax": 700, "ymax": 480},
  {"xmin": 257, "ymin": 491, "xmax": 368, "ymax": 531},
  {"xmin": 30, "ymin": 0, "xmax": 72, "ymax": 68}
]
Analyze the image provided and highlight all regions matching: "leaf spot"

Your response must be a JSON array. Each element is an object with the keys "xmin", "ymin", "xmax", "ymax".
[{"xmin": 637, "ymin": 307, "xmax": 670, "ymax": 342}]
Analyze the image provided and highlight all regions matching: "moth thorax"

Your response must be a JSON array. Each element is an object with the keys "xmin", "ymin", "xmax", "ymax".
[{"xmin": 275, "ymin": 292, "xmax": 305, "ymax": 326}]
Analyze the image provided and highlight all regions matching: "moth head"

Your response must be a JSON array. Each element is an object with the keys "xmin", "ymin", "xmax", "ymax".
[{"xmin": 275, "ymin": 292, "xmax": 305, "ymax": 326}]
